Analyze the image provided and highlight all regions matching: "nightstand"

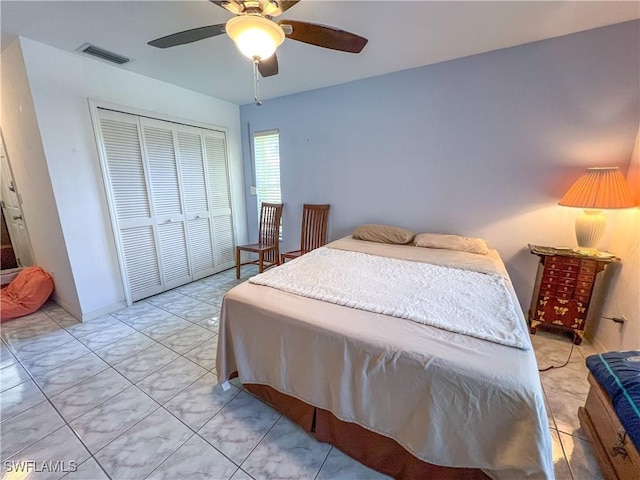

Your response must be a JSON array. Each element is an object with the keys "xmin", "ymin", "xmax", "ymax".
[{"xmin": 527, "ymin": 245, "xmax": 620, "ymax": 345}]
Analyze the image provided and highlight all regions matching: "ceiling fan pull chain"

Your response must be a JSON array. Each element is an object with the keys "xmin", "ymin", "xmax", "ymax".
[{"xmin": 252, "ymin": 57, "xmax": 262, "ymax": 106}]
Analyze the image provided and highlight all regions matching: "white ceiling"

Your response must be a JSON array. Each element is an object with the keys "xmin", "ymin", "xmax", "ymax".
[{"xmin": 2, "ymin": 1, "xmax": 638, "ymax": 105}]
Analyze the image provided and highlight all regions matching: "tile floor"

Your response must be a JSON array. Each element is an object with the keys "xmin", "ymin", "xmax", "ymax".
[{"xmin": 1, "ymin": 265, "xmax": 602, "ymax": 479}]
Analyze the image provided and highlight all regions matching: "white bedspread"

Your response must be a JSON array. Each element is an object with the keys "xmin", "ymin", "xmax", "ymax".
[
  {"xmin": 249, "ymin": 246, "xmax": 529, "ymax": 349},
  {"xmin": 218, "ymin": 238, "xmax": 554, "ymax": 479}
]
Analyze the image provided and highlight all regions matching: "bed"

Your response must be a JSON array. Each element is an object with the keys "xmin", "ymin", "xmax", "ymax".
[{"xmin": 217, "ymin": 237, "xmax": 554, "ymax": 479}]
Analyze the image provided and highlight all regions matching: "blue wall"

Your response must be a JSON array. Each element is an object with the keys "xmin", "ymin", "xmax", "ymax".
[{"xmin": 240, "ymin": 21, "xmax": 639, "ymax": 306}]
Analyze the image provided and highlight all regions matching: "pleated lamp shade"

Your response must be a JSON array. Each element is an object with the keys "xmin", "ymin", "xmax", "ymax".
[
  {"xmin": 558, "ymin": 167, "xmax": 635, "ymax": 251},
  {"xmin": 558, "ymin": 167, "xmax": 635, "ymax": 209}
]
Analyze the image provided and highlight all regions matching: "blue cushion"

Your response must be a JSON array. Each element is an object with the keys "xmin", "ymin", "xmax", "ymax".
[{"xmin": 586, "ymin": 351, "xmax": 640, "ymax": 451}]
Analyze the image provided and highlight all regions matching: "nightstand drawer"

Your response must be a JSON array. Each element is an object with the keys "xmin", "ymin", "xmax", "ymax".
[
  {"xmin": 574, "ymin": 295, "xmax": 591, "ymax": 303},
  {"xmin": 563, "ymin": 257, "xmax": 581, "ymax": 266},
  {"xmin": 556, "ymin": 292, "xmax": 571, "ymax": 300},
  {"xmin": 560, "ymin": 271, "xmax": 577, "ymax": 280},
  {"xmin": 556, "ymin": 285, "xmax": 574, "ymax": 294},
  {"xmin": 558, "ymin": 278, "xmax": 575, "ymax": 287},
  {"xmin": 545, "ymin": 268, "xmax": 561, "ymax": 277},
  {"xmin": 578, "ymin": 273, "xmax": 594, "ymax": 283},
  {"xmin": 579, "ymin": 259, "xmax": 598, "ymax": 275},
  {"xmin": 542, "ymin": 275, "xmax": 559, "ymax": 284},
  {"xmin": 579, "ymin": 264, "xmax": 596, "ymax": 275},
  {"xmin": 575, "ymin": 287, "xmax": 592, "ymax": 297},
  {"xmin": 562, "ymin": 264, "xmax": 579, "ymax": 273},
  {"xmin": 544, "ymin": 256, "xmax": 562, "ymax": 269},
  {"xmin": 576, "ymin": 281, "xmax": 593, "ymax": 290}
]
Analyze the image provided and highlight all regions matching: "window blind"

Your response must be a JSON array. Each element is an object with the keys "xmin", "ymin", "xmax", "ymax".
[
  {"xmin": 253, "ymin": 130, "xmax": 281, "ymax": 207},
  {"xmin": 253, "ymin": 129, "xmax": 282, "ymax": 238}
]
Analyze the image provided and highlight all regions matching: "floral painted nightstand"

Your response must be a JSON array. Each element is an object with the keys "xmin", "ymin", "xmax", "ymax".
[{"xmin": 527, "ymin": 245, "xmax": 620, "ymax": 345}]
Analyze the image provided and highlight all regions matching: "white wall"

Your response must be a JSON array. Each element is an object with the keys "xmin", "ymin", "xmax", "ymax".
[
  {"xmin": 4, "ymin": 37, "xmax": 247, "ymax": 319},
  {"xmin": 1, "ymin": 40, "xmax": 81, "ymax": 315},
  {"xmin": 592, "ymin": 129, "xmax": 640, "ymax": 350}
]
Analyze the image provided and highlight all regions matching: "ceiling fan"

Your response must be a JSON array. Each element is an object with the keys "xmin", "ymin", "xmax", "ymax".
[{"xmin": 147, "ymin": 0, "xmax": 368, "ymax": 80}]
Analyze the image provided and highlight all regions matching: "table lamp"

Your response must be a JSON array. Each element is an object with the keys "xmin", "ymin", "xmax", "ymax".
[{"xmin": 558, "ymin": 167, "xmax": 635, "ymax": 253}]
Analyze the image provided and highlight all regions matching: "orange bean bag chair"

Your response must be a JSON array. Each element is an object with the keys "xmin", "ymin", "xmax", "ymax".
[{"xmin": 1, "ymin": 266, "xmax": 54, "ymax": 322}]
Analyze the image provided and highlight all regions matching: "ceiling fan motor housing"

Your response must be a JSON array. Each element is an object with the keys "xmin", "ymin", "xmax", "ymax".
[{"xmin": 218, "ymin": 0, "xmax": 283, "ymax": 17}]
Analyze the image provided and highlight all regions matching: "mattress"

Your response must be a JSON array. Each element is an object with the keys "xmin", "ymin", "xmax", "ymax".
[
  {"xmin": 217, "ymin": 237, "xmax": 554, "ymax": 479},
  {"xmin": 586, "ymin": 351, "xmax": 640, "ymax": 451}
]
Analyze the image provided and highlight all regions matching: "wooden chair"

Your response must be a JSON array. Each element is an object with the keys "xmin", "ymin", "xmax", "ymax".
[
  {"xmin": 236, "ymin": 202, "xmax": 283, "ymax": 279},
  {"xmin": 281, "ymin": 204, "xmax": 330, "ymax": 263}
]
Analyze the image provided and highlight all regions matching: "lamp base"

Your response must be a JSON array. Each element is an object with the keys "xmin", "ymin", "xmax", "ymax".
[{"xmin": 575, "ymin": 209, "xmax": 606, "ymax": 251}]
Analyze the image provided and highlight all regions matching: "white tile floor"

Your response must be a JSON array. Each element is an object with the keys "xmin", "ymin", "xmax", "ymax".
[{"xmin": 0, "ymin": 265, "xmax": 602, "ymax": 480}]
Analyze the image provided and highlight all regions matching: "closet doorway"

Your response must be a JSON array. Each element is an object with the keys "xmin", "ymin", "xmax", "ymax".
[{"xmin": 92, "ymin": 107, "xmax": 236, "ymax": 303}]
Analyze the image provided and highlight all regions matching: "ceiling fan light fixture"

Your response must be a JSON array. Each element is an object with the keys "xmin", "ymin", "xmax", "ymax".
[{"xmin": 226, "ymin": 15, "xmax": 285, "ymax": 60}]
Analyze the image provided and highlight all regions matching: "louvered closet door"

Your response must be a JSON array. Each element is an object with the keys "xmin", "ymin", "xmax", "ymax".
[
  {"xmin": 204, "ymin": 131, "xmax": 235, "ymax": 269},
  {"xmin": 175, "ymin": 126, "xmax": 216, "ymax": 279},
  {"xmin": 97, "ymin": 109, "xmax": 163, "ymax": 301},
  {"xmin": 140, "ymin": 118, "xmax": 192, "ymax": 289}
]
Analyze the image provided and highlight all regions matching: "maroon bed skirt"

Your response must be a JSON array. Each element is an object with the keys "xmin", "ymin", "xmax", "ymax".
[{"xmin": 244, "ymin": 383, "xmax": 489, "ymax": 480}]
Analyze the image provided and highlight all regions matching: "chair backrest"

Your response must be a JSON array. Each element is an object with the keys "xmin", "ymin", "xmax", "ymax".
[
  {"xmin": 300, "ymin": 204, "xmax": 330, "ymax": 253},
  {"xmin": 258, "ymin": 202, "xmax": 283, "ymax": 247}
]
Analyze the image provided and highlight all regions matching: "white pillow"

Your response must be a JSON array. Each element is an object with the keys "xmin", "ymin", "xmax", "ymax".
[
  {"xmin": 352, "ymin": 224, "xmax": 415, "ymax": 245},
  {"xmin": 414, "ymin": 233, "xmax": 489, "ymax": 255}
]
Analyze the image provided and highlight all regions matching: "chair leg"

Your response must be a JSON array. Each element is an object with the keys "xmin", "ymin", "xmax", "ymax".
[
  {"xmin": 236, "ymin": 247, "xmax": 241, "ymax": 279},
  {"xmin": 258, "ymin": 251, "xmax": 265, "ymax": 273}
]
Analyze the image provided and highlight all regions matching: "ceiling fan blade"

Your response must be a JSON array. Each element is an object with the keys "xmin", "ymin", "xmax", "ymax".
[
  {"xmin": 280, "ymin": 20, "xmax": 367, "ymax": 53},
  {"xmin": 209, "ymin": 1, "xmax": 229, "ymax": 10},
  {"xmin": 258, "ymin": 54, "xmax": 279, "ymax": 77},
  {"xmin": 148, "ymin": 24, "xmax": 226, "ymax": 48},
  {"xmin": 278, "ymin": 20, "xmax": 369, "ymax": 53}
]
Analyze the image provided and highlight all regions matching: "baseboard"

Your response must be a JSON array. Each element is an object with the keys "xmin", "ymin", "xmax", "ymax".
[
  {"xmin": 47, "ymin": 296, "xmax": 126, "ymax": 323},
  {"xmin": 81, "ymin": 301, "xmax": 127, "ymax": 322},
  {"xmin": 51, "ymin": 295, "xmax": 83, "ymax": 321}
]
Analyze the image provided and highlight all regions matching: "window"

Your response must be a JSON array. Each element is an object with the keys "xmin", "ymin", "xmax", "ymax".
[
  {"xmin": 253, "ymin": 130, "xmax": 281, "ymax": 206},
  {"xmin": 253, "ymin": 129, "xmax": 282, "ymax": 236}
]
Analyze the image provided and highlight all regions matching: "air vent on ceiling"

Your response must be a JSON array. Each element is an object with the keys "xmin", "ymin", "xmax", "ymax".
[{"xmin": 77, "ymin": 43, "xmax": 130, "ymax": 65}]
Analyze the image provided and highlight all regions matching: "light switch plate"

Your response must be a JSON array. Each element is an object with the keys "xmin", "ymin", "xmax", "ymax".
[{"xmin": 250, "ymin": 186, "xmax": 257, "ymax": 195}]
